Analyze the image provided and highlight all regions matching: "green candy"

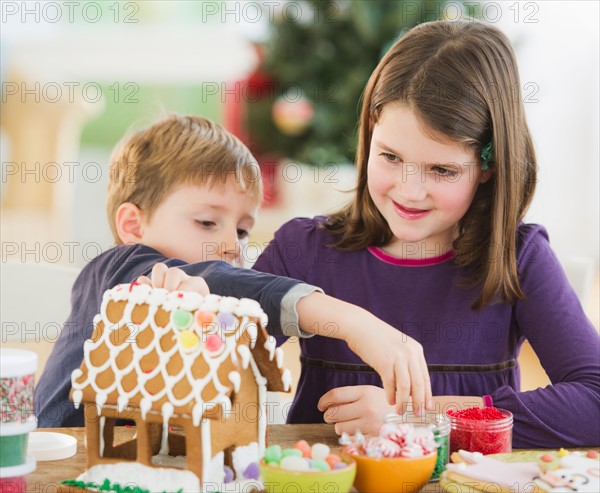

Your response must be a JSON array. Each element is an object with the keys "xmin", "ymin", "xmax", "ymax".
[
  {"xmin": 281, "ymin": 448, "xmax": 302, "ymax": 459},
  {"xmin": 171, "ymin": 309, "xmax": 193, "ymax": 330},
  {"xmin": 311, "ymin": 459, "xmax": 330, "ymax": 471},
  {"xmin": 264, "ymin": 445, "xmax": 283, "ymax": 464}
]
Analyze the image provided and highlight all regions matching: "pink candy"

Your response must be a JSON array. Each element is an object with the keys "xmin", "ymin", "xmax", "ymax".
[{"xmin": 340, "ymin": 422, "xmax": 436, "ymax": 459}]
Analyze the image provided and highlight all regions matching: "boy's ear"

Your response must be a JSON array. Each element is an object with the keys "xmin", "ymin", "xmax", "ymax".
[{"xmin": 115, "ymin": 203, "xmax": 144, "ymax": 244}]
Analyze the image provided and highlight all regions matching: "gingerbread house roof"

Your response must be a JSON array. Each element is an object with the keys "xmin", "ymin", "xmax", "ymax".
[{"xmin": 71, "ymin": 283, "xmax": 291, "ymax": 425}]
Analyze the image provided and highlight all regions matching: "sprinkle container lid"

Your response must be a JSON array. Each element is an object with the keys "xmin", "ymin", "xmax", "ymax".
[
  {"xmin": 28, "ymin": 432, "xmax": 77, "ymax": 461},
  {"xmin": 0, "ymin": 456, "xmax": 36, "ymax": 478},
  {"xmin": 0, "ymin": 349, "xmax": 37, "ymax": 378},
  {"xmin": 0, "ymin": 418, "xmax": 37, "ymax": 436}
]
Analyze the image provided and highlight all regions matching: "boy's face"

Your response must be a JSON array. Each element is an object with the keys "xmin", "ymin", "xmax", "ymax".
[{"xmin": 140, "ymin": 180, "xmax": 259, "ymax": 267}]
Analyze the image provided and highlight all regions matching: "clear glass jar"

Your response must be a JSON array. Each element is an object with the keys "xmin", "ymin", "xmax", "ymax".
[
  {"xmin": 384, "ymin": 412, "xmax": 451, "ymax": 481},
  {"xmin": 447, "ymin": 408, "xmax": 513, "ymax": 455}
]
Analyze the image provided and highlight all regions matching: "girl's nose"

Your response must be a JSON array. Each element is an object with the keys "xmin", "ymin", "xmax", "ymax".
[{"xmin": 397, "ymin": 164, "xmax": 427, "ymax": 202}]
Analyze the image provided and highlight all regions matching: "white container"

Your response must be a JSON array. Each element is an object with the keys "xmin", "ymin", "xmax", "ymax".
[{"xmin": 1, "ymin": 349, "xmax": 38, "ymax": 425}]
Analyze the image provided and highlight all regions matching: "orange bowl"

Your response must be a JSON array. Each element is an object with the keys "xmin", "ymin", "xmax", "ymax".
[{"xmin": 343, "ymin": 450, "xmax": 437, "ymax": 493}]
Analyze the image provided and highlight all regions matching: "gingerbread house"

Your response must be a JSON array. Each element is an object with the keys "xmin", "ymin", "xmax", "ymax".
[{"xmin": 67, "ymin": 282, "xmax": 292, "ymax": 489}]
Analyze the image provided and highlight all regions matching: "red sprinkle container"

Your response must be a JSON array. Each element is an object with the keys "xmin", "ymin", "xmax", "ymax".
[{"xmin": 447, "ymin": 407, "xmax": 513, "ymax": 455}]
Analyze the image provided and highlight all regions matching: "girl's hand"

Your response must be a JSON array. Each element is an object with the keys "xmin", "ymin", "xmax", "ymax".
[
  {"xmin": 296, "ymin": 292, "xmax": 432, "ymax": 416},
  {"xmin": 318, "ymin": 385, "xmax": 395, "ymax": 436},
  {"xmin": 136, "ymin": 263, "xmax": 210, "ymax": 295},
  {"xmin": 344, "ymin": 321, "xmax": 431, "ymax": 416}
]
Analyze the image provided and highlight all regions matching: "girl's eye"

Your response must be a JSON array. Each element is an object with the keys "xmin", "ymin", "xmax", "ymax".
[
  {"xmin": 432, "ymin": 166, "xmax": 459, "ymax": 178},
  {"xmin": 237, "ymin": 229, "xmax": 249, "ymax": 240},
  {"xmin": 196, "ymin": 220, "xmax": 216, "ymax": 229},
  {"xmin": 379, "ymin": 152, "xmax": 402, "ymax": 164}
]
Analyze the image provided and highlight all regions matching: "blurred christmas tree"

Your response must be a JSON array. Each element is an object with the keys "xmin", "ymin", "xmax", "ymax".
[{"xmin": 243, "ymin": 0, "xmax": 479, "ymax": 167}]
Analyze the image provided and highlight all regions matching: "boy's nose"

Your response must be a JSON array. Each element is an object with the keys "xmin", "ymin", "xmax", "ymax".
[{"xmin": 220, "ymin": 231, "xmax": 242, "ymax": 265}]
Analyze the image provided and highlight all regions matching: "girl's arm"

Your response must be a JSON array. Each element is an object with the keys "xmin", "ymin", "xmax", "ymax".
[
  {"xmin": 296, "ymin": 291, "xmax": 432, "ymax": 417},
  {"xmin": 492, "ymin": 225, "xmax": 600, "ymax": 447}
]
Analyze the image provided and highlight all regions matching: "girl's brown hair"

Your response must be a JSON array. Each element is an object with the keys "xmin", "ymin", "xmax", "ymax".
[
  {"xmin": 325, "ymin": 20, "xmax": 537, "ymax": 308},
  {"xmin": 106, "ymin": 114, "xmax": 262, "ymax": 243}
]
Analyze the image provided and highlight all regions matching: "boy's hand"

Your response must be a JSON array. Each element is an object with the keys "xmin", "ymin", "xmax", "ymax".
[
  {"xmin": 136, "ymin": 263, "xmax": 210, "ymax": 295},
  {"xmin": 318, "ymin": 385, "xmax": 395, "ymax": 436}
]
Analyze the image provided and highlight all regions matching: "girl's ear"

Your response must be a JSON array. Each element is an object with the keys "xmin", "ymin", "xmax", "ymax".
[
  {"xmin": 115, "ymin": 202, "xmax": 144, "ymax": 244},
  {"xmin": 479, "ymin": 167, "xmax": 494, "ymax": 184}
]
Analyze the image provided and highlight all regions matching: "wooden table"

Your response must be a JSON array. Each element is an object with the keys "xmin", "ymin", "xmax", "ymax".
[{"xmin": 25, "ymin": 425, "xmax": 594, "ymax": 493}]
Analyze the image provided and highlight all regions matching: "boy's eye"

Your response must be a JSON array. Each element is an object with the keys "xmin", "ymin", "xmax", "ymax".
[
  {"xmin": 379, "ymin": 152, "xmax": 402, "ymax": 164},
  {"xmin": 196, "ymin": 220, "xmax": 216, "ymax": 229},
  {"xmin": 431, "ymin": 165, "xmax": 458, "ymax": 178},
  {"xmin": 237, "ymin": 229, "xmax": 249, "ymax": 240}
]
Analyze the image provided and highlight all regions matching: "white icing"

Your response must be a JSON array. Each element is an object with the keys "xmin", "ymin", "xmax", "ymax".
[
  {"xmin": 99, "ymin": 416, "xmax": 105, "ymax": 457},
  {"xmin": 275, "ymin": 348, "xmax": 284, "ymax": 368},
  {"xmin": 159, "ymin": 402, "xmax": 174, "ymax": 455},
  {"xmin": 264, "ymin": 336, "xmax": 276, "ymax": 361},
  {"xmin": 77, "ymin": 462, "xmax": 200, "ymax": 492},
  {"xmin": 281, "ymin": 369, "xmax": 293, "ymax": 392},
  {"xmin": 72, "ymin": 389, "xmax": 83, "ymax": 410},
  {"xmin": 228, "ymin": 371, "xmax": 241, "ymax": 393},
  {"xmin": 117, "ymin": 395, "xmax": 128, "ymax": 413},
  {"xmin": 237, "ymin": 345, "xmax": 251, "ymax": 369}
]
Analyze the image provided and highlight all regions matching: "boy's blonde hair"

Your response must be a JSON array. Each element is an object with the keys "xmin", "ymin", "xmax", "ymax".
[
  {"xmin": 326, "ymin": 20, "xmax": 537, "ymax": 309},
  {"xmin": 106, "ymin": 114, "xmax": 262, "ymax": 243}
]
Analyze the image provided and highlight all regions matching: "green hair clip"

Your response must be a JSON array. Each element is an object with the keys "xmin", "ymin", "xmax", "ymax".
[{"xmin": 480, "ymin": 141, "xmax": 493, "ymax": 171}]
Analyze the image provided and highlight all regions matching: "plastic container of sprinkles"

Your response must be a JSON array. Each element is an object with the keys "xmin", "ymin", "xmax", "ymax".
[
  {"xmin": 1, "ymin": 349, "xmax": 37, "ymax": 425},
  {"xmin": 447, "ymin": 407, "xmax": 513, "ymax": 455},
  {"xmin": 0, "ymin": 456, "xmax": 36, "ymax": 493},
  {"xmin": 384, "ymin": 412, "xmax": 451, "ymax": 481}
]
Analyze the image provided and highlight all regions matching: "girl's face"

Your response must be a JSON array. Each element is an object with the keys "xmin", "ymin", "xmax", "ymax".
[{"xmin": 367, "ymin": 102, "xmax": 490, "ymax": 258}]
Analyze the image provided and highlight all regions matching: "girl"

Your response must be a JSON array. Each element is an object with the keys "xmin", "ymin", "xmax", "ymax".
[{"xmin": 253, "ymin": 20, "xmax": 600, "ymax": 447}]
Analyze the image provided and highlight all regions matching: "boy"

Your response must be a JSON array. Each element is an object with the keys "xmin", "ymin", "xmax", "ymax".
[{"xmin": 35, "ymin": 115, "xmax": 430, "ymax": 428}]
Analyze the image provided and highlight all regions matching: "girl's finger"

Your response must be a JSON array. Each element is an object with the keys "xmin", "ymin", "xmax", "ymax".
[
  {"xmin": 408, "ymin": 357, "xmax": 425, "ymax": 417},
  {"xmin": 395, "ymin": 364, "xmax": 410, "ymax": 415},
  {"xmin": 317, "ymin": 386, "xmax": 362, "ymax": 412},
  {"xmin": 422, "ymin": 357, "xmax": 433, "ymax": 410},
  {"xmin": 381, "ymin": 369, "xmax": 396, "ymax": 407},
  {"xmin": 150, "ymin": 263, "xmax": 168, "ymax": 288},
  {"xmin": 323, "ymin": 401, "xmax": 362, "ymax": 424},
  {"xmin": 136, "ymin": 275, "xmax": 151, "ymax": 286}
]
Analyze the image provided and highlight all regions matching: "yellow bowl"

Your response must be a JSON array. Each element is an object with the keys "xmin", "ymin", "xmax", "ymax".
[
  {"xmin": 344, "ymin": 450, "xmax": 438, "ymax": 493},
  {"xmin": 259, "ymin": 457, "xmax": 356, "ymax": 493}
]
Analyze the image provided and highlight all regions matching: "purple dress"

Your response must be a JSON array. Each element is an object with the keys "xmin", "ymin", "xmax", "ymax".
[{"xmin": 253, "ymin": 217, "xmax": 600, "ymax": 447}]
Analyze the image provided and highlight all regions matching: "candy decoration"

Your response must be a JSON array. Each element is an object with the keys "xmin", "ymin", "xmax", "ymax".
[
  {"xmin": 195, "ymin": 310, "xmax": 215, "ymax": 329},
  {"xmin": 204, "ymin": 334, "xmax": 223, "ymax": 354},
  {"xmin": 177, "ymin": 331, "xmax": 200, "ymax": 352},
  {"xmin": 312, "ymin": 459, "xmax": 330, "ymax": 471},
  {"xmin": 171, "ymin": 309, "xmax": 193, "ymax": 331},
  {"xmin": 282, "ymin": 448, "xmax": 302, "ymax": 459},
  {"xmin": 586, "ymin": 450, "xmax": 599, "ymax": 459},
  {"xmin": 264, "ymin": 445, "xmax": 282, "ymax": 464},
  {"xmin": 294, "ymin": 440, "xmax": 311, "ymax": 458},
  {"xmin": 311, "ymin": 443, "xmax": 330, "ymax": 461},
  {"xmin": 341, "ymin": 422, "xmax": 436, "ymax": 459},
  {"xmin": 217, "ymin": 313, "xmax": 237, "ymax": 333},
  {"xmin": 223, "ymin": 465, "xmax": 234, "ymax": 483},
  {"xmin": 243, "ymin": 462, "xmax": 260, "ymax": 480},
  {"xmin": 325, "ymin": 454, "xmax": 342, "ymax": 469},
  {"xmin": 264, "ymin": 441, "xmax": 351, "ymax": 473},
  {"xmin": 280, "ymin": 455, "xmax": 309, "ymax": 471},
  {"xmin": 541, "ymin": 454, "xmax": 554, "ymax": 462}
]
